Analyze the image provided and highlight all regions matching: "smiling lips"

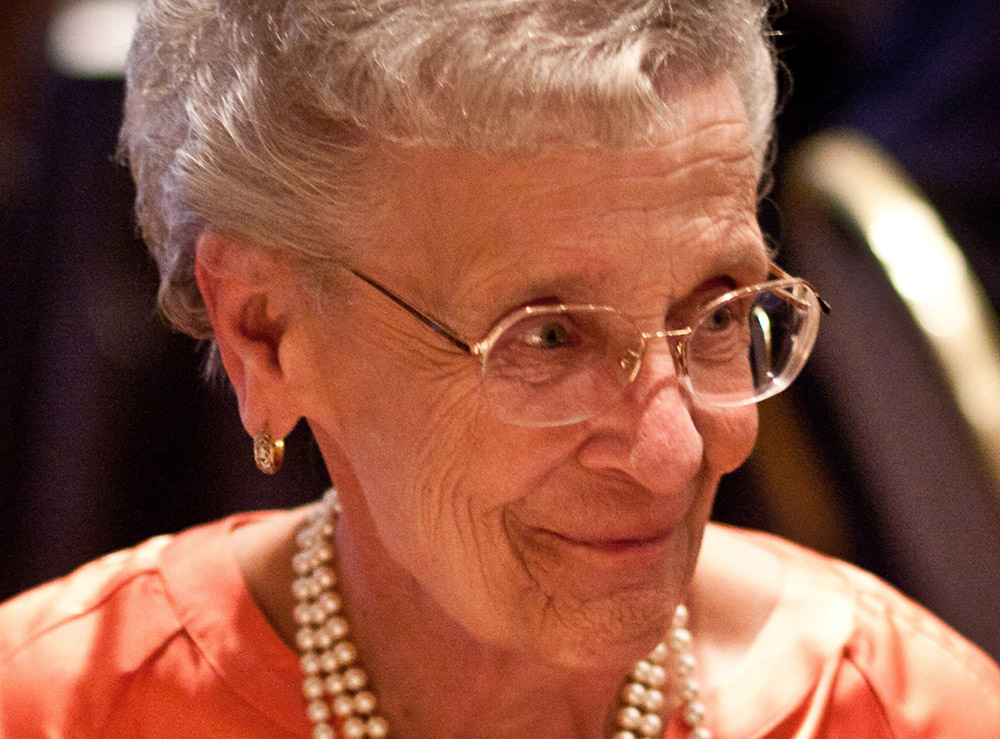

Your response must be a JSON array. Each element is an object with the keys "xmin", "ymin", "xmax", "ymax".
[{"xmin": 542, "ymin": 527, "xmax": 675, "ymax": 555}]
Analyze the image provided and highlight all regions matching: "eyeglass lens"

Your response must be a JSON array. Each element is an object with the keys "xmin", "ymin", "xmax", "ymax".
[
  {"xmin": 686, "ymin": 284, "xmax": 818, "ymax": 406},
  {"xmin": 480, "ymin": 283, "xmax": 820, "ymax": 427}
]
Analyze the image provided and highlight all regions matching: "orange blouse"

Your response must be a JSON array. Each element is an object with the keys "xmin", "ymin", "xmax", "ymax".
[{"xmin": 1, "ymin": 513, "xmax": 998, "ymax": 738}]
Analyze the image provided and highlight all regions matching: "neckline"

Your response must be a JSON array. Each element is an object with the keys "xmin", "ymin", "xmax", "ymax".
[
  {"xmin": 696, "ymin": 526, "xmax": 855, "ymax": 738},
  {"xmin": 160, "ymin": 514, "xmax": 855, "ymax": 738}
]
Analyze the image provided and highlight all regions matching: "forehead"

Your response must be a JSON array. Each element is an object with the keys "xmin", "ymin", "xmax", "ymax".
[{"xmin": 358, "ymin": 76, "xmax": 766, "ymax": 320}]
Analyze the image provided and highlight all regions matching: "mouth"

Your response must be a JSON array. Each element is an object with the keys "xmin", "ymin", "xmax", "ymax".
[
  {"xmin": 533, "ymin": 527, "xmax": 677, "ymax": 563},
  {"xmin": 552, "ymin": 529, "xmax": 670, "ymax": 549},
  {"xmin": 504, "ymin": 511, "xmax": 691, "ymax": 607}
]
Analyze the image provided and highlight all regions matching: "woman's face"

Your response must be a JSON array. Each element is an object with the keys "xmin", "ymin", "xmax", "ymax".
[{"xmin": 287, "ymin": 76, "xmax": 766, "ymax": 668}]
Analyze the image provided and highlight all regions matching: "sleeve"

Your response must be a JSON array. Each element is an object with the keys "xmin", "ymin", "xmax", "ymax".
[
  {"xmin": 0, "ymin": 540, "xmax": 180, "ymax": 739},
  {"xmin": 828, "ymin": 563, "xmax": 1000, "ymax": 738}
]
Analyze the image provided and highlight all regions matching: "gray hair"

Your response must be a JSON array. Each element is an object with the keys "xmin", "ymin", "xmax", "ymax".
[{"xmin": 120, "ymin": 0, "xmax": 777, "ymax": 340}]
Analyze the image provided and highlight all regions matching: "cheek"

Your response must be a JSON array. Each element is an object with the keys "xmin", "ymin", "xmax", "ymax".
[
  {"xmin": 403, "ymin": 394, "xmax": 498, "ymax": 541},
  {"xmin": 341, "ymin": 359, "xmax": 524, "ymax": 568},
  {"xmin": 697, "ymin": 404, "xmax": 758, "ymax": 475}
]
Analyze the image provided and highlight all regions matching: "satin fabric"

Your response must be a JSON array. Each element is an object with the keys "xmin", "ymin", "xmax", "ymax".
[{"xmin": 1, "ymin": 513, "xmax": 997, "ymax": 738}]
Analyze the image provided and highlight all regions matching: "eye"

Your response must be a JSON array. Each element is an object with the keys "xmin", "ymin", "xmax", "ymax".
[
  {"xmin": 702, "ymin": 304, "xmax": 736, "ymax": 332},
  {"xmin": 525, "ymin": 320, "xmax": 572, "ymax": 349}
]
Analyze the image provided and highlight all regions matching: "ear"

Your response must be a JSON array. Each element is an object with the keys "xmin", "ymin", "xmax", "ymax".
[{"xmin": 195, "ymin": 232, "xmax": 302, "ymax": 440}]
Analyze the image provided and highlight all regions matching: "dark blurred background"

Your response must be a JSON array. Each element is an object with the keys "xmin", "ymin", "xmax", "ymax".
[{"xmin": 2, "ymin": 0, "xmax": 999, "ymax": 658}]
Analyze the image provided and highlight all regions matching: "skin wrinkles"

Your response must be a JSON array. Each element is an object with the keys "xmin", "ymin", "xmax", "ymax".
[
  {"xmin": 529, "ymin": 147, "xmax": 757, "ymax": 243},
  {"xmin": 439, "ymin": 209, "xmax": 763, "ymax": 347},
  {"xmin": 412, "ymin": 400, "xmax": 488, "ymax": 570},
  {"xmin": 372, "ymin": 171, "xmax": 740, "ymax": 640},
  {"xmin": 364, "ymin": 113, "xmax": 760, "ymax": 330},
  {"xmin": 498, "ymin": 355, "xmax": 714, "ymax": 650},
  {"xmin": 502, "ymin": 517, "xmax": 673, "ymax": 662},
  {"xmin": 510, "ymin": 504, "xmax": 697, "ymax": 659},
  {"xmin": 302, "ymin": 282, "xmax": 487, "ymax": 568},
  {"xmin": 267, "ymin": 76, "xmax": 770, "ymax": 738},
  {"xmin": 507, "ymin": 196, "xmax": 760, "ymax": 329},
  {"xmin": 505, "ymin": 120, "xmax": 758, "ymax": 219}
]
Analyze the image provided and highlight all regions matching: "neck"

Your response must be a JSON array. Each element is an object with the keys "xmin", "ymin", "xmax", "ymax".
[
  {"xmin": 235, "ymin": 486, "xmax": 728, "ymax": 739},
  {"xmin": 332, "ymin": 487, "xmax": 633, "ymax": 739}
]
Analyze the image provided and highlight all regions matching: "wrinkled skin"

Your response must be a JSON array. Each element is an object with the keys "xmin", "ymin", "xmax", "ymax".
[{"xmin": 215, "ymin": 74, "xmax": 772, "ymax": 737}]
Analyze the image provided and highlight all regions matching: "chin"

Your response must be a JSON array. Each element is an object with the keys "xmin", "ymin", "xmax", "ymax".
[{"xmin": 516, "ymin": 588, "xmax": 679, "ymax": 672}]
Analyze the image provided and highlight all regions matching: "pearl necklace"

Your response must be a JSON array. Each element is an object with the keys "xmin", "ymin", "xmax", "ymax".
[{"xmin": 293, "ymin": 489, "xmax": 711, "ymax": 739}]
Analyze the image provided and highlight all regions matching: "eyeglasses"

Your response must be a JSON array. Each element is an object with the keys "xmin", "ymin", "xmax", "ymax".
[{"xmin": 344, "ymin": 262, "xmax": 829, "ymax": 427}]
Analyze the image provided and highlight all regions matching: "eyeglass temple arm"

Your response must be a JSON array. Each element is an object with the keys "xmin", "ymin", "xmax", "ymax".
[
  {"xmin": 769, "ymin": 261, "xmax": 832, "ymax": 314},
  {"xmin": 347, "ymin": 268, "xmax": 474, "ymax": 353}
]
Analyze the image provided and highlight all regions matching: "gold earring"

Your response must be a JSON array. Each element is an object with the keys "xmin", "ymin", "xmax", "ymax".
[{"xmin": 253, "ymin": 430, "xmax": 285, "ymax": 475}]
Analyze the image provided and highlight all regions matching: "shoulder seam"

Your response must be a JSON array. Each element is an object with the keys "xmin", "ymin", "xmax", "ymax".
[
  {"xmin": 840, "ymin": 651, "xmax": 899, "ymax": 738},
  {"xmin": 837, "ymin": 562, "xmax": 1000, "ymax": 700},
  {"xmin": 0, "ymin": 559, "xmax": 173, "ymax": 669}
]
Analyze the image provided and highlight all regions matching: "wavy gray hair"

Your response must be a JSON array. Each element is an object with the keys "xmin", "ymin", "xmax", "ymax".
[{"xmin": 120, "ymin": 0, "xmax": 777, "ymax": 340}]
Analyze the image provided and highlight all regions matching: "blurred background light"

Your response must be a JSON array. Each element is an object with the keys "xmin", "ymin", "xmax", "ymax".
[
  {"xmin": 46, "ymin": 0, "xmax": 136, "ymax": 80},
  {"xmin": 799, "ymin": 131, "xmax": 1000, "ymax": 485}
]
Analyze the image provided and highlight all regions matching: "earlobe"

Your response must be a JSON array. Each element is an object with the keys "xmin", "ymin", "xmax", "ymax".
[{"xmin": 194, "ymin": 232, "xmax": 302, "ymax": 440}]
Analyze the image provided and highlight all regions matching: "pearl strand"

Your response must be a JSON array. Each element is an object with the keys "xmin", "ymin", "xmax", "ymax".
[
  {"xmin": 292, "ymin": 492, "xmax": 389, "ymax": 739},
  {"xmin": 293, "ymin": 490, "xmax": 711, "ymax": 739},
  {"xmin": 614, "ymin": 604, "xmax": 711, "ymax": 739}
]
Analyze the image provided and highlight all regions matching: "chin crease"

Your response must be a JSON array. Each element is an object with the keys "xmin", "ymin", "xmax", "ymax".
[{"xmin": 527, "ymin": 589, "xmax": 675, "ymax": 669}]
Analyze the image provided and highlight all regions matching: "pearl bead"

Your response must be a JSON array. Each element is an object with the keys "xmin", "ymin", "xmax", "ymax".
[
  {"xmin": 632, "ymin": 660, "xmax": 653, "ymax": 683},
  {"xmin": 312, "ymin": 722, "xmax": 335, "ymax": 739},
  {"xmin": 648, "ymin": 642, "xmax": 670, "ymax": 664},
  {"xmin": 314, "ymin": 566, "xmax": 336, "ymax": 589},
  {"xmin": 670, "ymin": 628, "xmax": 693, "ymax": 652},
  {"xmin": 341, "ymin": 716, "xmax": 366, "ymax": 738},
  {"xmin": 354, "ymin": 690, "xmax": 377, "ymax": 714},
  {"xmin": 294, "ymin": 602, "xmax": 313, "ymax": 625},
  {"xmin": 292, "ymin": 577, "xmax": 313, "ymax": 600},
  {"xmin": 622, "ymin": 682, "xmax": 646, "ymax": 706},
  {"xmin": 332, "ymin": 694, "xmax": 355, "ymax": 717},
  {"xmin": 326, "ymin": 616, "xmax": 350, "ymax": 640},
  {"xmin": 324, "ymin": 674, "xmax": 346, "ymax": 694},
  {"xmin": 683, "ymin": 701, "xmax": 706, "ymax": 727},
  {"xmin": 303, "ymin": 676, "xmax": 325, "ymax": 699},
  {"xmin": 318, "ymin": 591, "xmax": 342, "ymax": 615},
  {"xmin": 296, "ymin": 627, "xmax": 316, "ymax": 651},
  {"xmin": 674, "ymin": 653, "xmax": 696, "ymax": 677},
  {"xmin": 309, "ymin": 604, "xmax": 328, "ymax": 624},
  {"xmin": 617, "ymin": 706, "xmax": 643, "ymax": 730},
  {"xmin": 367, "ymin": 716, "xmax": 390, "ymax": 738},
  {"xmin": 314, "ymin": 545, "xmax": 333, "ymax": 563},
  {"xmin": 679, "ymin": 677, "xmax": 700, "ymax": 702},
  {"xmin": 319, "ymin": 650, "xmax": 339, "ymax": 672},
  {"xmin": 638, "ymin": 712, "xmax": 662, "ymax": 737},
  {"xmin": 673, "ymin": 604, "xmax": 689, "ymax": 628},
  {"xmin": 613, "ymin": 732, "xmax": 638, "ymax": 739},
  {"xmin": 306, "ymin": 699, "xmax": 330, "ymax": 723},
  {"xmin": 341, "ymin": 666, "xmax": 367, "ymax": 690},
  {"xmin": 292, "ymin": 552, "xmax": 312, "ymax": 575},
  {"xmin": 301, "ymin": 654, "xmax": 320, "ymax": 675},
  {"xmin": 334, "ymin": 640, "xmax": 358, "ymax": 666},
  {"xmin": 643, "ymin": 688, "xmax": 664, "ymax": 713},
  {"xmin": 645, "ymin": 664, "xmax": 666, "ymax": 688},
  {"xmin": 689, "ymin": 728, "xmax": 711, "ymax": 739}
]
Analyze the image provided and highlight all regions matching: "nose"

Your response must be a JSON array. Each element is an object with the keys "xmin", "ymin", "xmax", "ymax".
[{"xmin": 576, "ymin": 346, "xmax": 704, "ymax": 494}]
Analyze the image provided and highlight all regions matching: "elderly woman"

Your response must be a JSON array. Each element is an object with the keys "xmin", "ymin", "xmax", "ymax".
[{"xmin": 1, "ymin": 0, "xmax": 998, "ymax": 737}]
